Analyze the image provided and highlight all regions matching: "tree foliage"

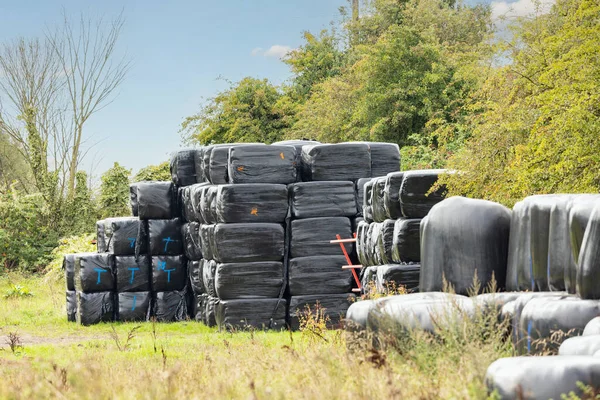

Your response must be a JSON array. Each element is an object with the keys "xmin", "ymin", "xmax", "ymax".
[
  {"xmin": 99, "ymin": 162, "xmax": 131, "ymax": 219},
  {"xmin": 133, "ymin": 161, "xmax": 170, "ymax": 182}
]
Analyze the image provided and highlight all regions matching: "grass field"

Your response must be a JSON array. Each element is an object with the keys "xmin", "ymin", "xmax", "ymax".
[{"xmin": 0, "ymin": 272, "xmax": 510, "ymax": 399}]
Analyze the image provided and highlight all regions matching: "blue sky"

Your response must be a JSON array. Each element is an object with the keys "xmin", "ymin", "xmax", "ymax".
[{"xmin": 0, "ymin": 0, "xmax": 542, "ymax": 181}]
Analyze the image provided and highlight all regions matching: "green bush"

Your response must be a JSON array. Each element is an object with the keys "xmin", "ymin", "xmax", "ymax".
[{"xmin": 45, "ymin": 233, "xmax": 96, "ymax": 279}]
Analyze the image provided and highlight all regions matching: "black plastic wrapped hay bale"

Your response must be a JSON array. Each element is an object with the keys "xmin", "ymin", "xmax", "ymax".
[
  {"xmin": 290, "ymin": 217, "xmax": 352, "ymax": 258},
  {"xmin": 301, "ymin": 143, "xmax": 371, "ymax": 182},
  {"xmin": 202, "ymin": 259, "xmax": 217, "ymax": 297},
  {"xmin": 205, "ymin": 296, "xmax": 219, "ymax": 327},
  {"xmin": 365, "ymin": 142, "xmax": 400, "ymax": 178},
  {"xmin": 117, "ymin": 292, "xmax": 151, "ymax": 322},
  {"xmin": 199, "ymin": 185, "xmax": 217, "ymax": 224},
  {"xmin": 391, "ymin": 218, "xmax": 421, "ymax": 263},
  {"xmin": 288, "ymin": 293, "xmax": 355, "ymax": 330},
  {"xmin": 74, "ymin": 253, "xmax": 115, "ymax": 293},
  {"xmin": 375, "ymin": 264, "xmax": 420, "ymax": 293},
  {"xmin": 371, "ymin": 177, "xmax": 388, "ymax": 223},
  {"xmin": 151, "ymin": 255, "xmax": 187, "ymax": 292},
  {"xmin": 96, "ymin": 220, "xmax": 107, "ymax": 252},
  {"xmin": 76, "ymin": 291, "xmax": 114, "ymax": 325},
  {"xmin": 216, "ymin": 298, "xmax": 287, "ymax": 330},
  {"xmin": 376, "ymin": 219, "xmax": 396, "ymax": 265},
  {"xmin": 64, "ymin": 254, "xmax": 75, "ymax": 291},
  {"xmin": 577, "ymin": 204, "xmax": 600, "ymax": 299},
  {"xmin": 105, "ymin": 217, "xmax": 145, "ymax": 256},
  {"xmin": 356, "ymin": 178, "xmax": 371, "ymax": 217},
  {"xmin": 356, "ymin": 220, "xmax": 371, "ymax": 267},
  {"xmin": 569, "ymin": 197, "xmax": 600, "ymax": 293},
  {"xmin": 215, "ymin": 184, "xmax": 289, "ymax": 223},
  {"xmin": 360, "ymin": 266, "xmax": 379, "ymax": 295},
  {"xmin": 152, "ymin": 290, "xmax": 188, "ymax": 322},
  {"xmin": 129, "ymin": 183, "xmax": 139, "ymax": 217},
  {"xmin": 228, "ymin": 144, "xmax": 297, "ymax": 184},
  {"xmin": 399, "ymin": 169, "xmax": 447, "ymax": 218},
  {"xmin": 182, "ymin": 222, "xmax": 202, "ymax": 261},
  {"xmin": 383, "ymin": 172, "xmax": 404, "ymax": 220},
  {"xmin": 272, "ymin": 140, "xmax": 320, "ymax": 181},
  {"xmin": 209, "ymin": 143, "xmax": 265, "ymax": 184},
  {"xmin": 170, "ymin": 149, "xmax": 198, "ymax": 187},
  {"xmin": 194, "ymin": 147, "xmax": 205, "ymax": 183},
  {"xmin": 66, "ymin": 290, "xmax": 76, "ymax": 322},
  {"xmin": 362, "ymin": 179, "xmax": 375, "ymax": 223},
  {"xmin": 115, "ymin": 256, "xmax": 151, "ymax": 292},
  {"xmin": 148, "ymin": 219, "xmax": 183, "ymax": 256},
  {"xmin": 199, "ymin": 225, "xmax": 215, "ymax": 261},
  {"xmin": 212, "ymin": 223, "xmax": 285, "ymax": 263},
  {"xmin": 214, "ymin": 262, "xmax": 284, "ymax": 299},
  {"xmin": 289, "ymin": 181, "xmax": 357, "ymax": 219},
  {"xmin": 187, "ymin": 260, "xmax": 204, "ymax": 295},
  {"xmin": 136, "ymin": 181, "xmax": 175, "ymax": 220},
  {"xmin": 288, "ymin": 256, "xmax": 352, "ymax": 296},
  {"xmin": 420, "ymin": 197, "xmax": 511, "ymax": 295},
  {"xmin": 189, "ymin": 183, "xmax": 210, "ymax": 223}
]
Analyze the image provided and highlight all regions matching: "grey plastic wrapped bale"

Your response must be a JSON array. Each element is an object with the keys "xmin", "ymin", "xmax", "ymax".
[
  {"xmin": 288, "ymin": 256, "xmax": 352, "ymax": 296},
  {"xmin": 216, "ymin": 298, "xmax": 287, "ymax": 330},
  {"xmin": 64, "ymin": 254, "xmax": 75, "ymax": 291},
  {"xmin": 567, "ymin": 196, "xmax": 600, "ymax": 293},
  {"xmin": 205, "ymin": 296, "xmax": 219, "ymax": 327},
  {"xmin": 375, "ymin": 264, "xmax": 420, "ymax": 293},
  {"xmin": 392, "ymin": 218, "xmax": 421, "ymax": 263},
  {"xmin": 136, "ymin": 181, "xmax": 175, "ymax": 220},
  {"xmin": 356, "ymin": 221, "xmax": 371, "ymax": 267},
  {"xmin": 290, "ymin": 181, "xmax": 357, "ymax": 219},
  {"xmin": 76, "ymin": 291, "xmax": 114, "ymax": 325},
  {"xmin": 215, "ymin": 262, "xmax": 284, "ymax": 299},
  {"xmin": 473, "ymin": 292, "xmax": 523, "ymax": 317},
  {"xmin": 182, "ymin": 222, "xmax": 202, "ymax": 261},
  {"xmin": 202, "ymin": 259, "xmax": 217, "ymax": 297},
  {"xmin": 288, "ymin": 294, "xmax": 356, "ymax": 330},
  {"xmin": 170, "ymin": 149, "xmax": 198, "ymax": 187},
  {"xmin": 301, "ymin": 143, "xmax": 371, "ymax": 182},
  {"xmin": 366, "ymin": 223, "xmax": 381, "ymax": 266},
  {"xmin": 189, "ymin": 183, "xmax": 210, "ymax": 223},
  {"xmin": 362, "ymin": 179, "xmax": 374, "ymax": 223},
  {"xmin": 485, "ymin": 356, "xmax": 600, "ymax": 400},
  {"xmin": 212, "ymin": 223, "xmax": 285, "ymax": 263},
  {"xmin": 179, "ymin": 186, "xmax": 195, "ymax": 223},
  {"xmin": 366, "ymin": 292, "xmax": 474, "ymax": 334},
  {"xmin": 215, "ymin": 184, "xmax": 289, "ymax": 223},
  {"xmin": 559, "ymin": 336, "xmax": 600, "ymax": 356},
  {"xmin": 371, "ymin": 177, "xmax": 387, "ymax": 223},
  {"xmin": 201, "ymin": 145, "xmax": 215, "ymax": 184},
  {"xmin": 74, "ymin": 253, "xmax": 114, "ymax": 293},
  {"xmin": 151, "ymin": 255, "xmax": 187, "ymax": 292},
  {"xmin": 506, "ymin": 200, "xmax": 533, "ymax": 291},
  {"xmin": 188, "ymin": 260, "xmax": 204, "ymax": 295},
  {"xmin": 199, "ymin": 225, "xmax": 215, "ymax": 261},
  {"xmin": 96, "ymin": 220, "xmax": 107, "ymax": 252},
  {"xmin": 117, "ymin": 292, "xmax": 151, "ymax": 322},
  {"xmin": 66, "ymin": 290, "xmax": 76, "ymax": 322},
  {"xmin": 365, "ymin": 142, "xmax": 400, "ymax": 178},
  {"xmin": 420, "ymin": 197, "xmax": 511, "ymax": 295},
  {"xmin": 152, "ymin": 290, "xmax": 188, "ymax": 322},
  {"xmin": 355, "ymin": 178, "xmax": 370, "ymax": 217},
  {"xmin": 383, "ymin": 172, "xmax": 404, "ymax": 219},
  {"xmin": 129, "ymin": 183, "xmax": 139, "ymax": 217},
  {"xmin": 194, "ymin": 293, "xmax": 208, "ymax": 321},
  {"xmin": 360, "ymin": 266, "xmax": 379, "ymax": 295},
  {"xmin": 290, "ymin": 217, "xmax": 352, "ymax": 258},
  {"xmin": 148, "ymin": 219, "xmax": 183, "ymax": 256},
  {"xmin": 375, "ymin": 219, "xmax": 395, "ymax": 265},
  {"xmin": 106, "ymin": 217, "xmax": 144, "ymax": 256},
  {"xmin": 115, "ymin": 256, "xmax": 150, "ymax": 292},
  {"xmin": 399, "ymin": 169, "xmax": 447, "ymax": 218},
  {"xmin": 228, "ymin": 144, "xmax": 297, "ymax": 184},
  {"xmin": 517, "ymin": 296, "xmax": 600, "ymax": 355},
  {"xmin": 194, "ymin": 147, "xmax": 205, "ymax": 183},
  {"xmin": 345, "ymin": 300, "xmax": 376, "ymax": 331},
  {"xmin": 584, "ymin": 317, "xmax": 600, "ymax": 336},
  {"xmin": 198, "ymin": 185, "xmax": 217, "ymax": 224},
  {"xmin": 577, "ymin": 204, "xmax": 600, "ymax": 299}
]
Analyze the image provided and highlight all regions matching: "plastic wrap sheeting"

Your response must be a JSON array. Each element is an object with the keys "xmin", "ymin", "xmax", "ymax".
[
  {"xmin": 201, "ymin": 145, "xmax": 215, "ymax": 184},
  {"xmin": 288, "ymin": 294, "xmax": 356, "ymax": 330},
  {"xmin": 486, "ymin": 356, "xmax": 600, "ymax": 400},
  {"xmin": 290, "ymin": 181, "xmax": 357, "ymax": 219},
  {"xmin": 194, "ymin": 293, "xmax": 208, "ymax": 321},
  {"xmin": 345, "ymin": 300, "xmax": 376, "ymax": 331},
  {"xmin": 290, "ymin": 217, "xmax": 351, "ymax": 258},
  {"xmin": 137, "ymin": 181, "xmax": 175, "ymax": 220},
  {"xmin": 371, "ymin": 177, "xmax": 387, "ymax": 223},
  {"xmin": 117, "ymin": 292, "xmax": 151, "ymax": 322},
  {"xmin": 273, "ymin": 140, "xmax": 321, "ymax": 182},
  {"xmin": 559, "ymin": 336, "xmax": 600, "ymax": 356},
  {"xmin": 74, "ymin": 253, "xmax": 114, "ymax": 292},
  {"xmin": 148, "ymin": 219, "xmax": 183, "ymax": 256},
  {"xmin": 399, "ymin": 169, "xmax": 447, "ymax": 218},
  {"xmin": 106, "ymin": 217, "xmax": 143, "ymax": 256},
  {"xmin": 76, "ymin": 291, "xmax": 114, "ymax": 325},
  {"xmin": 356, "ymin": 178, "xmax": 370, "ymax": 217},
  {"xmin": 228, "ymin": 145, "xmax": 297, "ymax": 184},
  {"xmin": 383, "ymin": 172, "xmax": 404, "ymax": 220},
  {"xmin": 199, "ymin": 185, "xmax": 217, "ymax": 224},
  {"xmin": 188, "ymin": 260, "xmax": 204, "ymax": 295},
  {"xmin": 202, "ymin": 259, "xmax": 217, "ymax": 297},
  {"xmin": 584, "ymin": 317, "xmax": 600, "ymax": 336},
  {"xmin": 129, "ymin": 183, "xmax": 139, "ymax": 217},
  {"xmin": 362, "ymin": 179, "xmax": 374, "ymax": 222},
  {"xmin": 115, "ymin": 256, "xmax": 150, "ymax": 292},
  {"xmin": 301, "ymin": 143, "xmax": 371, "ymax": 182},
  {"xmin": 153, "ymin": 290, "xmax": 188, "ymax": 322},
  {"xmin": 376, "ymin": 219, "xmax": 395, "ymax": 265},
  {"xmin": 199, "ymin": 225, "xmax": 215, "ymax": 261},
  {"xmin": 66, "ymin": 290, "xmax": 76, "ymax": 322},
  {"xmin": 64, "ymin": 254, "xmax": 75, "ymax": 291},
  {"xmin": 517, "ymin": 297, "xmax": 600, "ymax": 355},
  {"xmin": 170, "ymin": 149, "xmax": 198, "ymax": 187},
  {"xmin": 578, "ymin": 204, "xmax": 600, "ymax": 299},
  {"xmin": 151, "ymin": 255, "xmax": 187, "ymax": 292},
  {"xmin": 179, "ymin": 186, "xmax": 195, "ymax": 223},
  {"xmin": 96, "ymin": 220, "xmax": 107, "ymax": 253},
  {"xmin": 214, "ymin": 262, "xmax": 284, "ymax": 299},
  {"xmin": 182, "ymin": 222, "xmax": 202, "ymax": 261},
  {"xmin": 205, "ymin": 296, "xmax": 219, "ymax": 327},
  {"xmin": 288, "ymin": 256, "xmax": 351, "ymax": 296},
  {"xmin": 569, "ymin": 197, "xmax": 600, "ymax": 293},
  {"xmin": 216, "ymin": 298, "xmax": 286, "ymax": 330},
  {"xmin": 375, "ymin": 264, "xmax": 420, "ymax": 293},
  {"xmin": 365, "ymin": 142, "xmax": 400, "ymax": 178},
  {"xmin": 356, "ymin": 221, "xmax": 370, "ymax": 267},
  {"xmin": 366, "ymin": 223, "xmax": 380, "ymax": 266},
  {"xmin": 392, "ymin": 218, "xmax": 421, "ymax": 263},
  {"xmin": 420, "ymin": 197, "xmax": 511, "ymax": 295},
  {"xmin": 189, "ymin": 183, "xmax": 209, "ymax": 223},
  {"xmin": 213, "ymin": 223, "xmax": 285, "ymax": 263},
  {"xmin": 215, "ymin": 184, "xmax": 289, "ymax": 223},
  {"xmin": 194, "ymin": 147, "xmax": 205, "ymax": 183}
]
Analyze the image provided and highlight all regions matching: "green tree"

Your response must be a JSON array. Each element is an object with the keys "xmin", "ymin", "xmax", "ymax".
[
  {"xmin": 99, "ymin": 162, "xmax": 131, "ymax": 219},
  {"xmin": 133, "ymin": 162, "xmax": 171, "ymax": 182}
]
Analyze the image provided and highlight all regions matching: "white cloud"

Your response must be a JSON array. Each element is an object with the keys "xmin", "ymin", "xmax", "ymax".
[
  {"xmin": 250, "ymin": 47, "xmax": 263, "ymax": 56},
  {"xmin": 491, "ymin": 0, "xmax": 555, "ymax": 20}
]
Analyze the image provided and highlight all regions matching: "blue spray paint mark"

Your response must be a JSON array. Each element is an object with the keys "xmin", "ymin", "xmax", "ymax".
[
  {"xmin": 131, "ymin": 295, "xmax": 137, "ymax": 311},
  {"xmin": 93, "ymin": 268, "xmax": 106, "ymax": 284},
  {"xmin": 128, "ymin": 238, "xmax": 136, "ymax": 248},
  {"xmin": 165, "ymin": 269, "xmax": 175, "ymax": 282},
  {"xmin": 157, "ymin": 261, "xmax": 167, "ymax": 271},
  {"xmin": 527, "ymin": 320, "xmax": 533, "ymax": 354},
  {"xmin": 128, "ymin": 267, "xmax": 140, "ymax": 284},
  {"xmin": 162, "ymin": 237, "xmax": 175, "ymax": 252}
]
